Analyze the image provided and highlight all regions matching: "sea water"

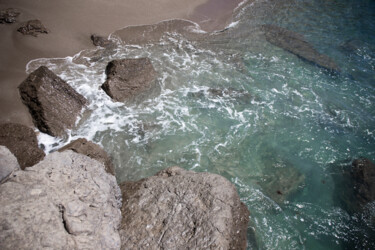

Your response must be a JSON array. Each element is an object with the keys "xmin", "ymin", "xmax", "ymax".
[{"xmin": 28, "ymin": 0, "xmax": 375, "ymax": 248}]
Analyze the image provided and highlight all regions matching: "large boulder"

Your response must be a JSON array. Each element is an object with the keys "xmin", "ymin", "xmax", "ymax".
[
  {"xmin": 119, "ymin": 166, "xmax": 249, "ymax": 249},
  {"xmin": 0, "ymin": 146, "xmax": 20, "ymax": 183},
  {"xmin": 101, "ymin": 58, "xmax": 158, "ymax": 102},
  {"xmin": 0, "ymin": 8, "xmax": 20, "ymax": 24},
  {"xmin": 17, "ymin": 19, "xmax": 49, "ymax": 37},
  {"xmin": 19, "ymin": 66, "xmax": 87, "ymax": 137},
  {"xmin": 0, "ymin": 151, "xmax": 121, "ymax": 249},
  {"xmin": 262, "ymin": 25, "xmax": 340, "ymax": 72},
  {"xmin": 58, "ymin": 138, "xmax": 115, "ymax": 175},
  {"xmin": 0, "ymin": 123, "xmax": 45, "ymax": 169}
]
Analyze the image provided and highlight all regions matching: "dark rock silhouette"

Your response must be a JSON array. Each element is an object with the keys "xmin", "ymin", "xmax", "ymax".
[
  {"xmin": 262, "ymin": 24, "xmax": 340, "ymax": 72},
  {"xmin": 19, "ymin": 66, "xmax": 87, "ymax": 137},
  {"xmin": 90, "ymin": 34, "xmax": 115, "ymax": 48},
  {"xmin": 101, "ymin": 58, "xmax": 158, "ymax": 102},
  {"xmin": 0, "ymin": 8, "xmax": 20, "ymax": 24},
  {"xmin": 0, "ymin": 123, "xmax": 45, "ymax": 169},
  {"xmin": 59, "ymin": 138, "xmax": 115, "ymax": 175},
  {"xmin": 119, "ymin": 166, "xmax": 249, "ymax": 249},
  {"xmin": 351, "ymin": 158, "xmax": 375, "ymax": 208},
  {"xmin": 17, "ymin": 19, "xmax": 49, "ymax": 36}
]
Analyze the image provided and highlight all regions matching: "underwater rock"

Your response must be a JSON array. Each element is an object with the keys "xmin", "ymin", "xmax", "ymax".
[
  {"xmin": 17, "ymin": 19, "xmax": 49, "ymax": 37},
  {"xmin": 0, "ymin": 123, "xmax": 45, "ymax": 170},
  {"xmin": 351, "ymin": 158, "xmax": 375, "ymax": 207},
  {"xmin": 262, "ymin": 24, "xmax": 340, "ymax": 72},
  {"xmin": 188, "ymin": 87, "xmax": 253, "ymax": 104},
  {"xmin": 0, "ymin": 151, "xmax": 122, "ymax": 249},
  {"xmin": 19, "ymin": 66, "xmax": 87, "ymax": 137},
  {"xmin": 58, "ymin": 138, "xmax": 115, "ymax": 175},
  {"xmin": 119, "ymin": 166, "xmax": 249, "ymax": 249},
  {"xmin": 0, "ymin": 146, "xmax": 20, "ymax": 183},
  {"xmin": 0, "ymin": 8, "xmax": 20, "ymax": 24},
  {"xmin": 101, "ymin": 58, "xmax": 158, "ymax": 102},
  {"xmin": 90, "ymin": 34, "xmax": 115, "ymax": 48}
]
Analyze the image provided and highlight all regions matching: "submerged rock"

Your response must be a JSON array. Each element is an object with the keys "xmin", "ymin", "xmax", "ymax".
[
  {"xmin": 0, "ymin": 123, "xmax": 45, "ymax": 169},
  {"xmin": 17, "ymin": 19, "xmax": 49, "ymax": 36},
  {"xmin": 119, "ymin": 166, "xmax": 249, "ymax": 249},
  {"xmin": 0, "ymin": 8, "xmax": 20, "ymax": 24},
  {"xmin": 19, "ymin": 66, "xmax": 87, "ymax": 137},
  {"xmin": 101, "ymin": 58, "xmax": 158, "ymax": 102},
  {"xmin": 58, "ymin": 138, "xmax": 115, "ymax": 175},
  {"xmin": 188, "ymin": 87, "xmax": 253, "ymax": 104},
  {"xmin": 0, "ymin": 146, "xmax": 20, "ymax": 183},
  {"xmin": 262, "ymin": 24, "xmax": 340, "ymax": 72},
  {"xmin": 0, "ymin": 151, "xmax": 121, "ymax": 249},
  {"xmin": 90, "ymin": 34, "xmax": 115, "ymax": 48}
]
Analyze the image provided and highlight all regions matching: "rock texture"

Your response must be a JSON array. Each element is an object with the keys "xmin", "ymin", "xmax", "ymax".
[
  {"xmin": 101, "ymin": 58, "xmax": 158, "ymax": 102},
  {"xmin": 0, "ymin": 151, "xmax": 121, "ymax": 249},
  {"xmin": 91, "ymin": 34, "xmax": 115, "ymax": 48},
  {"xmin": 0, "ymin": 146, "xmax": 20, "ymax": 183},
  {"xmin": 351, "ymin": 158, "xmax": 375, "ymax": 208},
  {"xmin": 0, "ymin": 123, "xmax": 45, "ymax": 169},
  {"xmin": 59, "ymin": 138, "xmax": 115, "ymax": 175},
  {"xmin": 119, "ymin": 166, "xmax": 249, "ymax": 249},
  {"xmin": 17, "ymin": 19, "xmax": 49, "ymax": 36},
  {"xmin": 0, "ymin": 8, "xmax": 20, "ymax": 24},
  {"xmin": 19, "ymin": 66, "xmax": 87, "ymax": 137},
  {"xmin": 262, "ymin": 25, "xmax": 340, "ymax": 72}
]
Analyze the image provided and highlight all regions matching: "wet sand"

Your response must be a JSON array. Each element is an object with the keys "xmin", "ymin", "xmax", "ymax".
[{"xmin": 0, "ymin": 0, "xmax": 243, "ymax": 127}]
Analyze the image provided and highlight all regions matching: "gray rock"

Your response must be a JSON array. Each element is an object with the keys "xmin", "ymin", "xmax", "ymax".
[
  {"xmin": 90, "ymin": 34, "xmax": 115, "ymax": 48},
  {"xmin": 0, "ymin": 123, "xmax": 45, "ymax": 169},
  {"xmin": 19, "ymin": 66, "xmax": 87, "ymax": 137},
  {"xmin": 0, "ymin": 8, "xmax": 20, "ymax": 24},
  {"xmin": 262, "ymin": 24, "xmax": 340, "ymax": 72},
  {"xmin": 58, "ymin": 138, "xmax": 115, "ymax": 175},
  {"xmin": 0, "ymin": 151, "xmax": 121, "ymax": 249},
  {"xmin": 119, "ymin": 166, "xmax": 249, "ymax": 249},
  {"xmin": 17, "ymin": 19, "xmax": 49, "ymax": 37},
  {"xmin": 0, "ymin": 146, "xmax": 20, "ymax": 183},
  {"xmin": 101, "ymin": 58, "xmax": 158, "ymax": 102}
]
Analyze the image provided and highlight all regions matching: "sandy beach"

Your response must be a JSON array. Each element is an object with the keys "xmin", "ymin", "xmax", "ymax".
[{"xmin": 0, "ymin": 0, "xmax": 242, "ymax": 127}]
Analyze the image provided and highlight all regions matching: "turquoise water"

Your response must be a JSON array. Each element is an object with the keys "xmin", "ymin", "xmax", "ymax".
[{"xmin": 28, "ymin": 0, "xmax": 375, "ymax": 248}]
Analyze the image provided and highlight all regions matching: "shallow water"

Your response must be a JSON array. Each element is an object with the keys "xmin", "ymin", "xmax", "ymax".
[{"xmin": 28, "ymin": 0, "xmax": 375, "ymax": 248}]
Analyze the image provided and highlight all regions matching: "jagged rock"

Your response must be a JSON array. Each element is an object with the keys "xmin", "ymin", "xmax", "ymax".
[
  {"xmin": 101, "ymin": 58, "xmax": 158, "ymax": 102},
  {"xmin": 90, "ymin": 34, "xmax": 115, "ymax": 48},
  {"xmin": 0, "ymin": 151, "xmax": 121, "ymax": 249},
  {"xmin": 58, "ymin": 138, "xmax": 115, "ymax": 175},
  {"xmin": 351, "ymin": 158, "xmax": 375, "ymax": 208},
  {"xmin": 119, "ymin": 166, "xmax": 249, "ymax": 249},
  {"xmin": 0, "ymin": 146, "xmax": 20, "ymax": 183},
  {"xmin": 262, "ymin": 24, "xmax": 340, "ymax": 72},
  {"xmin": 19, "ymin": 66, "xmax": 87, "ymax": 137},
  {"xmin": 0, "ymin": 123, "xmax": 45, "ymax": 169},
  {"xmin": 0, "ymin": 8, "xmax": 20, "ymax": 24},
  {"xmin": 17, "ymin": 19, "xmax": 49, "ymax": 37}
]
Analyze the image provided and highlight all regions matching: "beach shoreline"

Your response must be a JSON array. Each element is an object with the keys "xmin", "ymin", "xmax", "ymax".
[{"xmin": 0, "ymin": 0, "xmax": 242, "ymax": 128}]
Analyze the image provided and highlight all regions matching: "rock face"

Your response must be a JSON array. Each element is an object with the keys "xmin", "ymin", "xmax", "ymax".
[
  {"xmin": 0, "ymin": 123, "xmax": 45, "ymax": 169},
  {"xmin": 119, "ymin": 166, "xmax": 249, "ymax": 249},
  {"xmin": 19, "ymin": 66, "xmax": 87, "ymax": 137},
  {"xmin": 17, "ymin": 19, "xmax": 49, "ymax": 36},
  {"xmin": 59, "ymin": 138, "xmax": 115, "ymax": 175},
  {"xmin": 0, "ymin": 146, "xmax": 20, "ymax": 183},
  {"xmin": 91, "ymin": 34, "xmax": 115, "ymax": 48},
  {"xmin": 101, "ymin": 58, "xmax": 158, "ymax": 102},
  {"xmin": 0, "ymin": 151, "xmax": 121, "ymax": 249},
  {"xmin": 262, "ymin": 24, "xmax": 340, "ymax": 72},
  {"xmin": 0, "ymin": 8, "xmax": 20, "ymax": 24},
  {"xmin": 351, "ymin": 158, "xmax": 375, "ymax": 208}
]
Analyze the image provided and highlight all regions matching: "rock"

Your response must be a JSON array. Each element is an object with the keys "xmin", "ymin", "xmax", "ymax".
[
  {"xmin": 19, "ymin": 66, "xmax": 87, "ymax": 137},
  {"xmin": 119, "ymin": 166, "xmax": 249, "ymax": 249},
  {"xmin": 262, "ymin": 25, "xmax": 340, "ymax": 72},
  {"xmin": 0, "ymin": 8, "xmax": 20, "ymax": 24},
  {"xmin": 58, "ymin": 138, "xmax": 115, "ymax": 175},
  {"xmin": 101, "ymin": 58, "xmax": 158, "ymax": 102},
  {"xmin": 0, "ymin": 151, "xmax": 121, "ymax": 249},
  {"xmin": 0, "ymin": 123, "xmax": 45, "ymax": 170},
  {"xmin": 90, "ymin": 34, "xmax": 115, "ymax": 48},
  {"xmin": 17, "ymin": 19, "xmax": 49, "ymax": 37},
  {"xmin": 351, "ymin": 158, "xmax": 375, "ymax": 207},
  {"xmin": 0, "ymin": 146, "xmax": 20, "ymax": 183}
]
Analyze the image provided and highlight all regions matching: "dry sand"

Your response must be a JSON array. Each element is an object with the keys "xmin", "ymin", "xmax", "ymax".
[{"xmin": 0, "ymin": 0, "xmax": 242, "ymax": 127}]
